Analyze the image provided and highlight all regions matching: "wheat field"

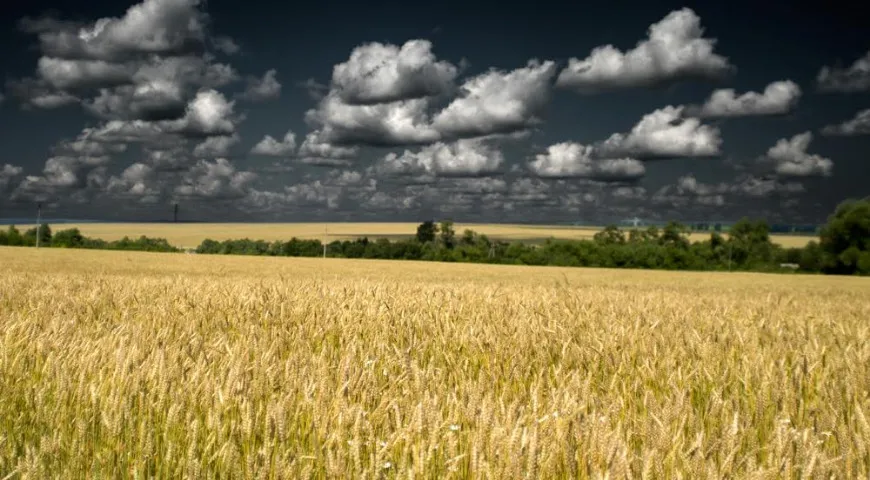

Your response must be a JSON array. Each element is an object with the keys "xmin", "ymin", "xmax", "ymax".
[
  {"xmin": 55, "ymin": 222, "xmax": 816, "ymax": 249},
  {"xmin": 1, "ymin": 247, "xmax": 868, "ymax": 478}
]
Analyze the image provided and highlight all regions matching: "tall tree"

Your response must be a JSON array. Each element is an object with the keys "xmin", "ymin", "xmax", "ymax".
[
  {"xmin": 819, "ymin": 198, "xmax": 870, "ymax": 275},
  {"xmin": 439, "ymin": 220, "xmax": 456, "ymax": 249},
  {"xmin": 415, "ymin": 221, "xmax": 437, "ymax": 243}
]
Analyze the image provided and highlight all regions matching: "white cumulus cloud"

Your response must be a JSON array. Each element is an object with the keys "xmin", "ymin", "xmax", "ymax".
[
  {"xmin": 817, "ymin": 50, "xmax": 870, "ymax": 93},
  {"xmin": 529, "ymin": 142, "xmax": 645, "ymax": 180},
  {"xmin": 598, "ymin": 105, "xmax": 722, "ymax": 158},
  {"xmin": 556, "ymin": 8, "xmax": 734, "ymax": 93},
  {"xmin": 432, "ymin": 60, "xmax": 557, "ymax": 139},
  {"xmin": 379, "ymin": 139, "xmax": 504, "ymax": 178},
  {"xmin": 332, "ymin": 39, "xmax": 458, "ymax": 105},
  {"xmin": 821, "ymin": 109, "xmax": 870, "ymax": 136},
  {"xmin": 250, "ymin": 130, "xmax": 297, "ymax": 156},
  {"xmin": 687, "ymin": 80, "xmax": 801, "ymax": 118},
  {"xmin": 762, "ymin": 132, "xmax": 833, "ymax": 177}
]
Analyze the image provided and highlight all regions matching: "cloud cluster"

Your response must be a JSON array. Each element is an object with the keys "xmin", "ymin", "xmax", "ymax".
[
  {"xmin": 686, "ymin": 80, "xmax": 801, "ymax": 118},
  {"xmin": 9, "ymin": 0, "xmax": 247, "ymax": 176},
  {"xmin": 762, "ymin": 132, "xmax": 833, "ymax": 177},
  {"xmin": 4, "ymin": 3, "xmax": 848, "ymax": 221},
  {"xmin": 556, "ymin": 8, "xmax": 734, "ymax": 93},
  {"xmin": 175, "ymin": 158, "xmax": 257, "ymax": 199}
]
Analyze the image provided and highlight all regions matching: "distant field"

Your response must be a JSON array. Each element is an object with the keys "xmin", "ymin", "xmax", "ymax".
[
  {"xmin": 55, "ymin": 222, "xmax": 817, "ymax": 248},
  {"xmin": 1, "ymin": 247, "xmax": 868, "ymax": 477}
]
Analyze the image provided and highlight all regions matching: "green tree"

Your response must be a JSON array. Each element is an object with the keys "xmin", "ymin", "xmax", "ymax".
[
  {"xmin": 24, "ymin": 223, "xmax": 52, "ymax": 246},
  {"xmin": 415, "ymin": 220, "xmax": 437, "ymax": 243},
  {"xmin": 460, "ymin": 229, "xmax": 476, "ymax": 246},
  {"xmin": 439, "ymin": 220, "xmax": 456, "ymax": 249},
  {"xmin": 659, "ymin": 221, "xmax": 690, "ymax": 249},
  {"xmin": 594, "ymin": 225, "xmax": 625, "ymax": 245},
  {"xmin": 819, "ymin": 198, "xmax": 870, "ymax": 275},
  {"xmin": 5, "ymin": 226, "xmax": 23, "ymax": 246}
]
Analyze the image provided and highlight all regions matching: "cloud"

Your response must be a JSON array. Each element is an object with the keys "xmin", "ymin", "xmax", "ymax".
[
  {"xmin": 250, "ymin": 130, "xmax": 297, "ymax": 156},
  {"xmin": 821, "ymin": 109, "xmax": 870, "ymax": 136},
  {"xmin": 761, "ymin": 132, "xmax": 833, "ymax": 177},
  {"xmin": 4, "ymin": 78, "xmax": 81, "ymax": 109},
  {"xmin": 432, "ymin": 60, "xmax": 557, "ymax": 139},
  {"xmin": 239, "ymin": 69, "xmax": 281, "ymax": 102},
  {"xmin": 1, "ymin": 164, "xmax": 23, "ymax": 192},
  {"xmin": 686, "ymin": 80, "xmax": 801, "ymax": 118},
  {"xmin": 106, "ymin": 162, "xmax": 161, "ymax": 201},
  {"xmin": 378, "ymin": 138, "xmax": 504, "ymax": 178},
  {"xmin": 611, "ymin": 186, "xmax": 648, "ymax": 200},
  {"xmin": 81, "ymin": 55, "xmax": 237, "ymax": 121},
  {"xmin": 174, "ymin": 158, "xmax": 256, "ymax": 199},
  {"xmin": 297, "ymin": 78, "xmax": 329, "ymax": 100},
  {"xmin": 729, "ymin": 175, "xmax": 805, "ymax": 198},
  {"xmin": 331, "ymin": 39, "xmax": 458, "ymax": 105},
  {"xmin": 817, "ymin": 50, "xmax": 870, "ymax": 93},
  {"xmin": 193, "ymin": 133, "xmax": 239, "ymax": 157},
  {"xmin": 143, "ymin": 146, "xmax": 192, "ymax": 171},
  {"xmin": 597, "ymin": 105, "xmax": 722, "ymax": 158},
  {"xmin": 246, "ymin": 170, "xmax": 375, "ymax": 212},
  {"xmin": 166, "ymin": 89, "xmax": 239, "ymax": 137},
  {"xmin": 305, "ymin": 93, "xmax": 440, "ymax": 147},
  {"xmin": 529, "ymin": 142, "xmax": 645, "ymax": 180},
  {"xmin": 36, "ymin": 57, "xmax": 134, "ymax": 91},
  {"xmin": 556, "ymin": 8, "xmax": 734, "ymax": 93},
  {"xmin": 653, "ymin": 174, "xmax": 727, "ymax": 206},
  {"xmin": 12, "ymin": 155, "xmax": 111, "ymax": 202},
  {"xmin": 87, "ymin": 119, "xmax": 171, "ymax": 144},
  {"xmin": 297, "ymin": 132, "xmax": 359, "ymax": 164},
  {"xmin": 19, "ymin": 0, "xmax": 210, "ymax": 62},
  {"xmin": 13, "ymin": 0, "xmax": 240, "ymax": 127},
  {"xmin": 212, "ymin": 36, "xmax": 240, "ymax": 55},
  {"xmin": 53, "ymin": 130, "xmax": 128, "ymax": 157}
]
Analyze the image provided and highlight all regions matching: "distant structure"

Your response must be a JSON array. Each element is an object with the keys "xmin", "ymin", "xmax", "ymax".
[
  {"xmin": 173, "ymin": 203, "xmax": 179, "ymax": 223},
  {"xmin": 623, "ymin": 216, "xmax": 643, "ymax": 228}
]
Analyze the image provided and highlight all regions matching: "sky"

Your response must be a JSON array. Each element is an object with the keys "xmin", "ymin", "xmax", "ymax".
[{"xmin": 0, "ymin": 0, "xmax": 868, "ymax": 224}]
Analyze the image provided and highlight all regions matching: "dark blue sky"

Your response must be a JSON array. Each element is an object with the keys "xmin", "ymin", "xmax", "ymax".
[{"xmin": 1, "ymin": 0, "xmax": 868, "ymax": 223}]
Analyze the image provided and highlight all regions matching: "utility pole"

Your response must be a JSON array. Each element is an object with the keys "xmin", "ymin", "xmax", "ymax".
[
  {"xmin": 173, "ymin": 203, "xmax": 179, "ymax": 223},
  {"xmin": 35, "ymin": 203, "xmax": 42, "ymax": 249},
  {"xmin": 323, "ymin": 223, "xmax": 327, "ymax": 258}
]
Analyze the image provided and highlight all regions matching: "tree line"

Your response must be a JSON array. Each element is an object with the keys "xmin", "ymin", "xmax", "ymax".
[
  {"xmin": 2, "ymin": 198, "xmax": 868, "ymax": 275},
  {"xmin": 0, "ymin": 224, "xmax": 180, "ymax": 252}
]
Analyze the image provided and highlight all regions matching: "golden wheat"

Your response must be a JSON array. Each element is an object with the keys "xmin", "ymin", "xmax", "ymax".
[
  {"xmin": 56, "ymin": 222, "xmax": 816, "ymax": 249},
  {"xmin": 1, "ymin": 247, "xmax": 868, "ymax": 478}
]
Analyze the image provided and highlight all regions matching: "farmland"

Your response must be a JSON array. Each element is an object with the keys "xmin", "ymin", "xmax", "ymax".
[
  {"xmin": 56, "ymin": 222, "xmax": 817, "ymax": 249},
  {"xmin": 1, "ymin": 247, "xmax": 868, "ymax": 478}
]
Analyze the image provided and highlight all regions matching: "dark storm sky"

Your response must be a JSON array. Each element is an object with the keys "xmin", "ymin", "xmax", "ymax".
[{"xmin": 0, "ymin": 0, "xmax": 868, "ymax": 223}]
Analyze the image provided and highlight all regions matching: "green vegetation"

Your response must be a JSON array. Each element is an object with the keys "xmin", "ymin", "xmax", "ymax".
[
  {"xmin": 0, "ymin": 225, "xmax": 180, "ymax": 252},
  {"xmin": 3, "ymin": 198, "xmax": 868, "ymax": 275}
]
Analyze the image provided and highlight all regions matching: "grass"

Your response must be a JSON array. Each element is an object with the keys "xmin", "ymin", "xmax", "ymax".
[
  {"xmin": 53, "ymin": 222, "xmax": 817, "ymax": 249},
  {"xmin": 1, "ymin": 247, "xmax": 868, "ymax": 478}
]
